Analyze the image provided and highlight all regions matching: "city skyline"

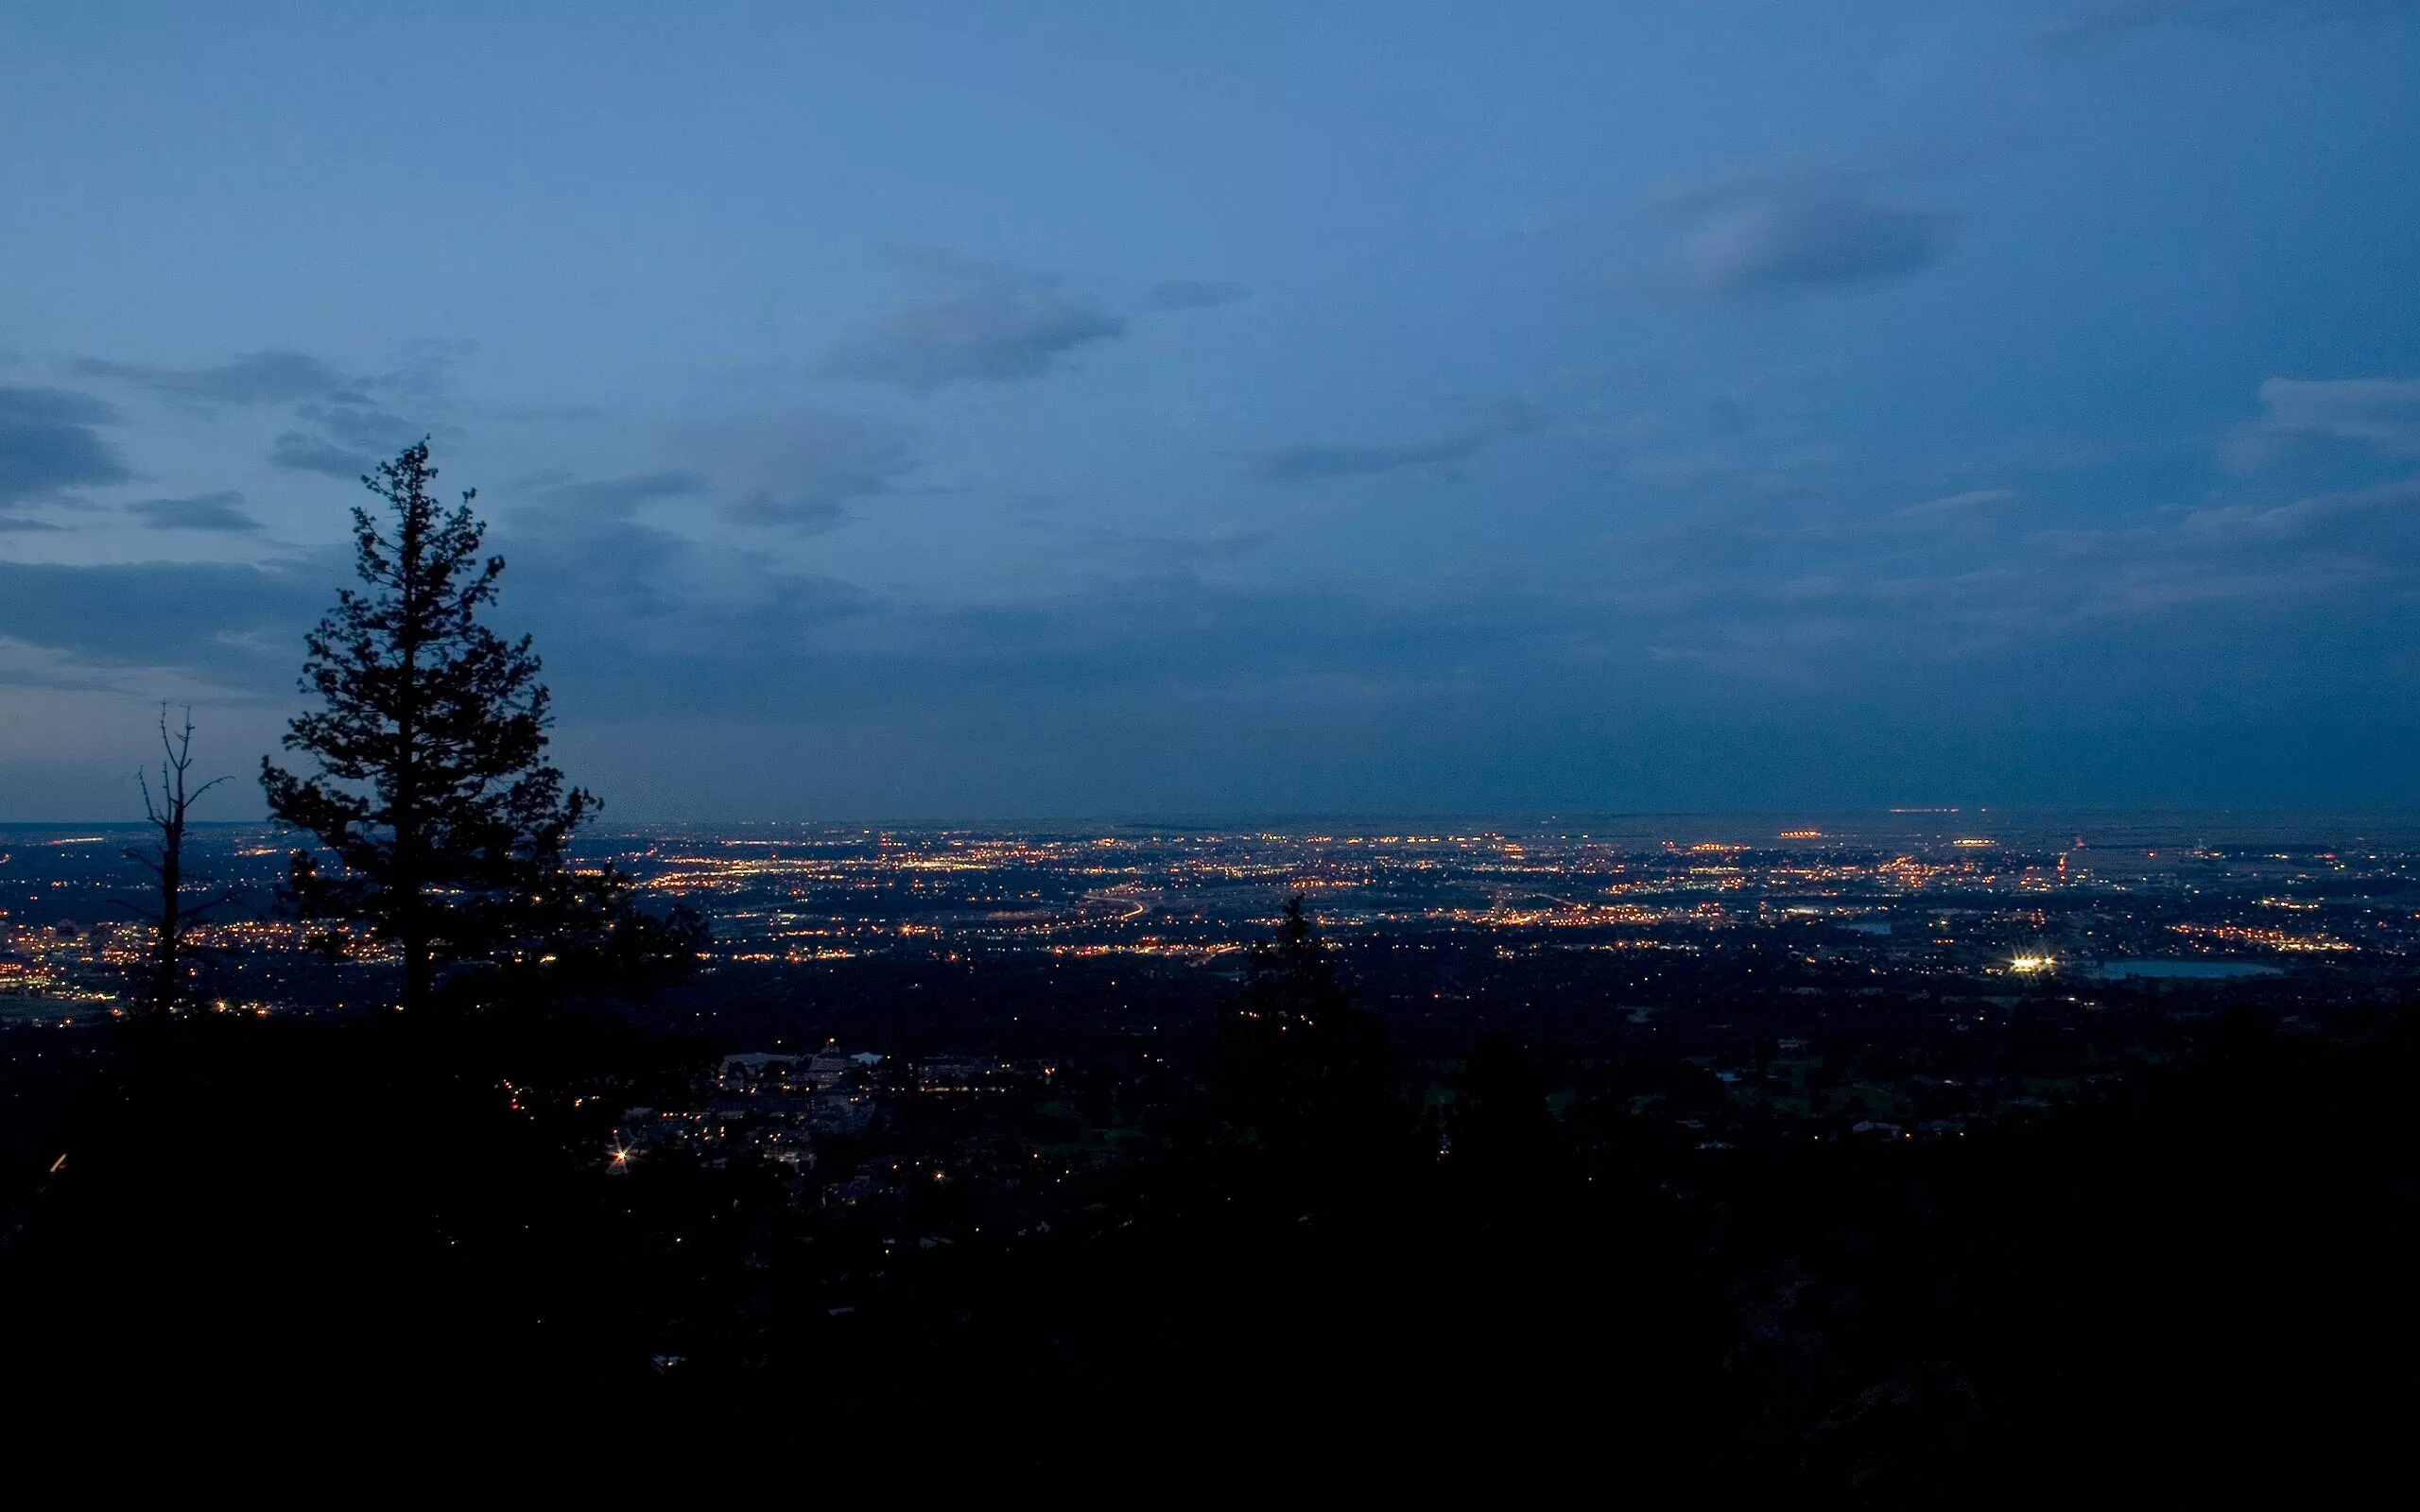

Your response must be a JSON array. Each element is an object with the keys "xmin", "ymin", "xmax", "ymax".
[{"xmin": 6, "ymin": 2, "xmax": 2420, "ymax": 819}]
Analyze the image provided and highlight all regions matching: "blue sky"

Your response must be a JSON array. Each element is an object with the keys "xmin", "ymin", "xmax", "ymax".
[{"xmin": 4, "ymin": 0, "xmax": 2417, "ymax": 818}]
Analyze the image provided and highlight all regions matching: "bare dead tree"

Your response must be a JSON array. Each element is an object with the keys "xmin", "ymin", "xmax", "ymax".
[{"xmin": 122, "ymin": 704, "xmax": 235, "ymax": 1013}]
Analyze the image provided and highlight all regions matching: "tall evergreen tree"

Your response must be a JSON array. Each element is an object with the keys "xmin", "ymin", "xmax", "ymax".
[{"xmin": 262, "ymin": 439, "xmax": 592, "ymax": 1011}]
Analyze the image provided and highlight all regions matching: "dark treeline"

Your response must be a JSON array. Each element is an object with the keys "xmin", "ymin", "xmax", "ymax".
[{"xmin": 2, "ymin": 443, "xmax": 2414, "ymax": 1507}]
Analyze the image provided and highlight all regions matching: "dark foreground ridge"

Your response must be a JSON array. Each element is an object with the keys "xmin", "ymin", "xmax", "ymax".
[{"xmin": 4, "ymin": 898, "xmax": 2416, "ymax": 1508}]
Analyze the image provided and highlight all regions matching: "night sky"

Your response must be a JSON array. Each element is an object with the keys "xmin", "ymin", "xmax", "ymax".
[{"xmin": 4, "ymin": 2, "xmax": 2417, "ymax": 818}]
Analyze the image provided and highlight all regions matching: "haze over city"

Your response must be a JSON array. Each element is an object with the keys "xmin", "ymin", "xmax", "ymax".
[{"xmin": 7, "ymin": 1, "xmax": 2418, "ymax": 819}]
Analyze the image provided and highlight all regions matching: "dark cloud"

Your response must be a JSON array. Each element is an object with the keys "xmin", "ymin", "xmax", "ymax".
[
  {"xmin": 70, "ymin": 349, "xmax": 353, "ymax": 404},
  {"xmin": 127, "ymin": 490, "xmax": 261, "ymax": 533},
  {"xmin": 0, "ymin": 556, "xmax": 326, "ymax": 691},
  {"xmin": 819, "ymin": 250, "xmax": 1125, "ymax": 394},
  {"xmin": 1254, "ymin": 400, "xmax": 1537, "ymax": 483},
  {"xmin": 1677, "ymin": 189, "xmax": 1953, "ymax": 295},
  {"xmin": 0, "ymin": 384, "xmax": 131, "ymax": 510},
  {"xmin": 1144, "ymin": 279, "xmax": 1252, "ymax": 312}
]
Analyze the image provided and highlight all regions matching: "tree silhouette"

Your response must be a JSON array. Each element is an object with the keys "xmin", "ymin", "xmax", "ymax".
[
  {"xmin": 261, "ymin": 439, "xmax": 593, "ymax": 1011},
  {"xmin": 1251, "ymin": 894, "xmax": 1346, "ymax": 1022},
  {"xmin": 120, "ymin": 703, "xmax": 233, "ymax": 1012},
  {"xmin": 1222, "ymin": 894, "xmax": 1387, "ymax": 1157}
]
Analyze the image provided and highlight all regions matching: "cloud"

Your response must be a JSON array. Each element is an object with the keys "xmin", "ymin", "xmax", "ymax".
[
  {"xmin": 501, "ymin": 515, "xmax": 876, "ymax": 662},
  {"xmin": 0, "ymin": 384, "xmax": 131, "ymax": 511},
  {"xmin": 1158, "ymin": 524, "xmax": 1274, "ymax": 563},
  {"xmin": 1144, "ymin": 279, "xmax": 1252, "ymax": 312},
  {"xmin": 1257, "ymin": 435, "xmax": 1490, "ymax": 484},
  {"xmin": 1675, "ymin": 188, "xmax": 1953, "ymax": 295},
  {"xmin": 268, "ymin": 402, "xmax": 429, "ymax": 478},
  {"xmin": 72, "ymin": 345, "xmax": 441, "ymax": 479},
  {"xmin": 697, "ymin": 411, "xmax": 918, "ymax": 530},
  {"xmin": 818, "ymin": 250, "xmax": 1125, "ymax": 394},
  {"xmin": 298, "ymin": 400, "xmax": 424, "ymax": 451},
  {"xmin": 1598, "ymin": 427, "xmax": 2420, "ymax": 691},
  {"xmin": 0, "ymin": 514, "xmax": 871, "ymax": 704},
  {"xmin": 375, "ymin": 336, "xmax": 475, "ymax": 401},
  {"xmin": 1028, "ymin": 518, "xmax": 1277, "ymax": 573},
  {"xmin": 727, "ymin": 491, "xmax": 850, "ymax": 531},
  {"xmin": 268, "ymin": 430, "xmax": 373, "ymax": 478},
  {"xmin": 128, "ymin": 490, "xmax": 262, "ymax": 533},
  {"xmin": 0, "ymin": 534, "xmax": 1485, "ymax": 721},
  {"xmin": 1253, "ymin": 400, "xmax": 1537, "ymax": 483},
  {"xmin": 69, "ymin": 349, "xmax": 353, "ymax": 405},
  {"xmin": 6, "ymin": 469, "xmax": 2413, "ymax": 816},
  {"xmin": 2248, "ymin": 376, "xmax": 2420, "ymax": 455},
  {"xmin": 1898, "ymin": 487, "xmax": 2021, "ymax": 521},
  {"xmin": 530, "ymin": 470, "xmax": 710, "ymax": 518},
  {"xmin": 2180, "ymin": 476, "xmax": 2420, "ymax": 543},
  {"xmin": 489, "ymin": 402, "xmax": 608, "ymax": 424},
  {"xmin": 0, "ymin": 557, "xmax": 327, "ymax": 692}
]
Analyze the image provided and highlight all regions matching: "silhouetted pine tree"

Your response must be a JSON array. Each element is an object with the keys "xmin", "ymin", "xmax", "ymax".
[{"xmin": 261, "ymin": 439, "xmax": 593, "ymax": 1011}]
